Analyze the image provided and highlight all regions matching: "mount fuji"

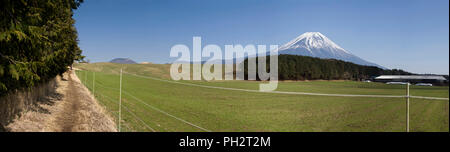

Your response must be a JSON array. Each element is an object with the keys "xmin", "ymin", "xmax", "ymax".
[{"xmin": 278, "ymin": 32, "xmax": 385, "ymax": 69}]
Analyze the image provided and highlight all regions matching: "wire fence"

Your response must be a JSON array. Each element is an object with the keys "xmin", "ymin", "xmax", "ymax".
[
  {"xmin": 75, "ymin": 69, "xmax": 449, "ymax": 132},
  {"xmin": 77, "ymin": 69, "xmax": 211, "ymax": 132}
]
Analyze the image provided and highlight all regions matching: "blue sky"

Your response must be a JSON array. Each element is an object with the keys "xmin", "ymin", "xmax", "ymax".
[{"xmin": 74, "ymin": 0, "xmax": 449, "ymax": 74}]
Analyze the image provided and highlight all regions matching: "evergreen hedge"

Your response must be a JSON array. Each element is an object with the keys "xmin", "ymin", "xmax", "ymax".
[{"xmin": 0, "ymin": 0, "xmax": 84, "ymax": 96}]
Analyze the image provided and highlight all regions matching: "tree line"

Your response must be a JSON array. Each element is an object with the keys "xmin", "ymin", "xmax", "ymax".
[
  {"xmin": 0, "ymin": 0, "xmax": 84, "ymax": 96},
  {"xmin": 242, "ymin": 54, "xmax": 411, "ymax": 81}
]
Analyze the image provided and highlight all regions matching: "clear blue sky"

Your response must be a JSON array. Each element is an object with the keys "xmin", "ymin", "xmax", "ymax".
[{"xmin": 74, "ymin": 0, "xmax": 449, "ymax": 74}]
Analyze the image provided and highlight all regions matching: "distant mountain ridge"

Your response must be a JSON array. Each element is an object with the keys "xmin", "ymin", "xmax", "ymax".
[
  {"xmin": 110, "ymin": 58, "xmax": 137, "ymax": 64},
  {"xmin": 172, "ymin": 32, "xmax": 387, "ymax": 69},
  {"xmin": 278, "ymin": 32, "xmax": 386, "ymax": 69}
]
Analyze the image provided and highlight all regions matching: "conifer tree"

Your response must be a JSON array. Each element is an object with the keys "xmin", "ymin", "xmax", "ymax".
[{"xmin": 0, "ymin": 0, "xmax": 84, "ymax": 96}]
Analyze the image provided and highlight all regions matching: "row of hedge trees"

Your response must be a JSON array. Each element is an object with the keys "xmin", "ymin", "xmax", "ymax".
[
  {"xmin": 0, "ymin": 0, "xmax": 84, "ymax": 96},
  {"xmin": 242, "ymin": 54, "xmax": 411, "ymax": 81}
]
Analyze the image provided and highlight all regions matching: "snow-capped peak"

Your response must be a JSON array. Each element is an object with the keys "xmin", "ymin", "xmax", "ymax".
[
  {"xmin": 279, "ymin": 32, "xmax": 348, "ymax": 54},
  {"xmin": 278, "ymin": 32, "xmax": 385, "ymax": 69}
]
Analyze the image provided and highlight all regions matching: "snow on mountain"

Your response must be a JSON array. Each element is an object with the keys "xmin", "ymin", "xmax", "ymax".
[{"xmin": 278, "ymin": 32, "xmax": 385, "ymax": 69}]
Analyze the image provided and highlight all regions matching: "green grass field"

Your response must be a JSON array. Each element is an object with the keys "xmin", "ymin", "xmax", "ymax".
[{"xmin": 74, "ymin": 63, "xmax": 449, "ymax": 132}]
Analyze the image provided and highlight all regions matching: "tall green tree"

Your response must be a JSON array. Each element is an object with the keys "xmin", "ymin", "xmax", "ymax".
[{"xmin": 0, "ymin": 0, "xmax": 84, "ymax": 96}]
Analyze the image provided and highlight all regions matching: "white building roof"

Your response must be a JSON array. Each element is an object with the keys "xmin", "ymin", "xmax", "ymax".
[{"xmin": 375, "ymin": 75, "xmax": 447, "ymax": 80}]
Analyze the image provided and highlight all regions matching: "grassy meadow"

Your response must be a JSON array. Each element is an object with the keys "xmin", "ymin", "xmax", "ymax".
[{"xmin": 74, "ymin": 63, "xmax": 449, "ymax": 132}]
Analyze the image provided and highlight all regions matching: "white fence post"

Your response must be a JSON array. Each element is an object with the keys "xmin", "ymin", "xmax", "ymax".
[
  {"xmin": 406, "ymin": 83, "xmax": 410, "ymax": 132},
  {"xmin": 84, "ymin": 70, "xmax": 87, "ymax": 85},
  {"xmin": 93, "ymin": 72, "xmax": 95, "ymax": 97},
  {"xmin": 119, "ymin": 68, "xmax": 123, "ymax": 132}
]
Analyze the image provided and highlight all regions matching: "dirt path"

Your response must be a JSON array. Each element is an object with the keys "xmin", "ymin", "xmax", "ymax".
[
  {"xmin": 6, "ymin": 70, "xmax": 117, "ymax": 132},
  {"xmin": 56, "ymin": 72, "xmax": 82, "ymax": 131}
]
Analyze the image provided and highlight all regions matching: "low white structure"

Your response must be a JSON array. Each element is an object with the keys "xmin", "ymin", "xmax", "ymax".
[
  {"xmin": 416, "ymin": 83, "xmax": 433, "ymax": 86},
  {"xmin": 374, "ymin": 75, "xmax": 447, "ymax": 85}
]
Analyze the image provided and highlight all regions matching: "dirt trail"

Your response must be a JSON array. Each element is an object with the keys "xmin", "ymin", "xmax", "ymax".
[{"xmin": 6, "ymin": 70, "xmax": 117, "ymax": 132}]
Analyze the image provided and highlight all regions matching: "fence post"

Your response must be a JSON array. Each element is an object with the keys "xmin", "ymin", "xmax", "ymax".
[
  {"xmin": 84, "ymin": 70, "xmax": 87, "ymax": 85},
  {"xmin": 406, "ymin": 82, "xmax": 410, "ymax": 132},
  {"xmin": 119, "ymin": 68, "xmax": 123, "ymax": 132},
  {"xmin": 93, "ymin": 72, "xmax": 95, "ymax": 97}
]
